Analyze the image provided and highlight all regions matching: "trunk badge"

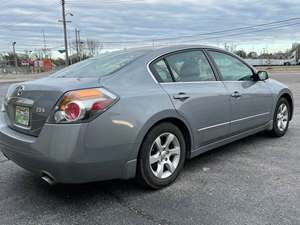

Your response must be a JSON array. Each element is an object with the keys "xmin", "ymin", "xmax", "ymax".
[
  {"xmin": 36, "ymin": 107, "xmax": 46, "ymax": 113},
  {"xmin": 16, "ymin": 85, "xmax": 25, "ymax": 96}
]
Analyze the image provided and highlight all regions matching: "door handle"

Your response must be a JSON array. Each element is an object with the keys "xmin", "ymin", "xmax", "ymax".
[
  {"xmin": 173, "ymin": 92, "xmax": 190, "ymax": 101},
  {"xmin": 231, "ymin": 91, "xmax": 241, "ymax": 98}
]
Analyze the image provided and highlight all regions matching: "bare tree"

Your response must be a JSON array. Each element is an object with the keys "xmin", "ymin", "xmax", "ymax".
[{"xmin": 86, "ymin": 39, "xmax": 100, "ymax": 56}]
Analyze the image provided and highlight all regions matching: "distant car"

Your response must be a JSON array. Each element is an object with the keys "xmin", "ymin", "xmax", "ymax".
[
  {"xmin": 0, "ymin": 45, "xmax": 294, "ymax": 189},
  {"xmin": 283, "ymin": 49, "xmax": 300, "ymax": 66}
]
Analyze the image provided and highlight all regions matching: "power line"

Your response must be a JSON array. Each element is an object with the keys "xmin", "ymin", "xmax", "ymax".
[
  {"xmin": 62, "ymin": 5, "xmax": 300, "ymax": 43},
  {"xmin": 4, "ymin": 20, "xmax": 300, "ymax": 51},
  {"xmin": 153, "ymin": 17, "xmax": 300, "ymax": 41},
  {"xmin": 26, "ymin": 21, "xmax": 300, "ymax": 49},
  {"xmin": 82, "ymin": 17, "xmax": 300, "ymax": 44},
  {"xmin": 65, "ymin": 0, "xmax": 145, "ymax": 4},
  {"xmin": 184, "ymin": 21, "xmax": 300, "ymax": 42}
]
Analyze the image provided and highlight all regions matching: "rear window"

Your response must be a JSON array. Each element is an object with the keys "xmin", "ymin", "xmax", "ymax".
[
  {"xmin": 52, "ymin": 50, "xmax": 147, "ymax": 78},
  {"xmin": 152, "ymin": 60, "xmax": 174, "ymax": 82}
]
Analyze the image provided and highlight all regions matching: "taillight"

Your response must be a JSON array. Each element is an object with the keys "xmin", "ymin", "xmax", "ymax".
[
  {"xmin": 49, "ymin": 88, "xmax": 118, "ymax": 123},
  {"xmin": 64, "ymin": 101, "xmax": 85, "ymax": 121}
]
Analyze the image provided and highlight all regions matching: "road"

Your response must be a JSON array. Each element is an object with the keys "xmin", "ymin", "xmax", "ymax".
[{"xmin": 0, "ymin": 73, "xmax": 300, "ymax": 225}]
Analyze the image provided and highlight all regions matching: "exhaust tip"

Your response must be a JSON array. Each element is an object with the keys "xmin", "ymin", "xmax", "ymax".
[{"xmin": 41, "ymin": 171, "xmax": 56, "ymax": 185}]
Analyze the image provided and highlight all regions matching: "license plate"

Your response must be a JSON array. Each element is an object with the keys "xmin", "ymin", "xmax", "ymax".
[{"xmin": 15, "ymin": 106, "xmax": 30, "ymax": 127}]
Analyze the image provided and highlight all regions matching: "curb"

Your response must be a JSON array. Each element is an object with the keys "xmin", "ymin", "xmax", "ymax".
[
  {"xmin": 0, "ymin": 75, "xmax": 48, "ymax": 84},
  {"xmin": 0, "ymin": 78, "xmax": 32, "ymax": 83}
]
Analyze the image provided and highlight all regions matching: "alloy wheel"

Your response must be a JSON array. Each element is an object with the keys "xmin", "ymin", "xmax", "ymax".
[
  {"xmin": 149, "ymin": 132, "xmax": 181, "ymax": 179},
  {"xmin": 276, "ymin": 103, "xmax": 289, "ymax": 132}
]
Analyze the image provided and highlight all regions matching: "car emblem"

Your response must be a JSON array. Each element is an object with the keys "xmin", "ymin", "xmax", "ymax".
[
  {"xmin": 16, "ymin": 85, "xmax": 24, "ymax": 96},
  {"xmin": 36, "ymin": 106, "xmax": 46, "ymax": 113}
]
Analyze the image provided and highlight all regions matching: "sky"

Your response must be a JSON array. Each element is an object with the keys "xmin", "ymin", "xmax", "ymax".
[{"xmin": 1, "ymin": 0, "xmax": 300, "ymax": 53}]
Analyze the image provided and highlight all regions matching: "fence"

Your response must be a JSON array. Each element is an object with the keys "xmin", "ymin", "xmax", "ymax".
[{"xmin": 0, "ymin": 59, "xmax": 65, "ymax": 75}]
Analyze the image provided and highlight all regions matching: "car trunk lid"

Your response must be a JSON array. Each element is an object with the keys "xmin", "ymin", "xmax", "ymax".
[{"xmin": 4, "ymin": 77, "xmax": 100, "ymax": 136}]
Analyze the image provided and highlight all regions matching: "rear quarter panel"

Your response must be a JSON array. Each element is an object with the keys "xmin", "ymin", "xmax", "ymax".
[{"xmin": 82, "ymin": 60, "xmax": 194, "ymax": 162}]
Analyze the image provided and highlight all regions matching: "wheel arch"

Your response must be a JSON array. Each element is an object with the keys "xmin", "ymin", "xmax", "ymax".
[
  {"xmin": 279, "ymin": 92, "xmax": 294, "ymax": 120},
  {"xmin": 150, "ymin": 117, "xmax": 192, "ymax": 158},
  {"xmin": 135, "ymin": 111, "xmax": 194, "ymax": 160}
]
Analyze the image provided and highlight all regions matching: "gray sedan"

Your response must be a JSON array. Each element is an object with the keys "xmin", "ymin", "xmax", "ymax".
[{"xmin": 0, "ymin": 45, "xmax": 293, "ymax": 189}]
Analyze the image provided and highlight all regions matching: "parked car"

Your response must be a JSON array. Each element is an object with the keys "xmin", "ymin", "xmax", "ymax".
[
  {"xmin": 0, "ymin": 45, "xmax": 294, "ymax": 189},
  {"xmin": 283, "ymin": 47, "xmax": 300, "ymax": 66}
]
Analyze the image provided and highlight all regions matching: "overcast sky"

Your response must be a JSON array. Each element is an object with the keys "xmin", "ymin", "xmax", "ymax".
[{"xmin": 1, "ymin": 0, "xmax": 300, "ymax": 53}]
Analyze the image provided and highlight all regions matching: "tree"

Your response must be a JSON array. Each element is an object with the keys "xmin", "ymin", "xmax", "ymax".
[
  {"xmin": 86, "ymin": 39, "xmax": 100, "ymax": 56},
  {"xmin": 292, "ymin": 42, "xmax": 299, "ymax": 50},
  {"xmin": 247, "ymin": 51, "xmax": 258, "ymax": 59},
  {"xmin": 234, "ymin": 50, "xmax": 247, "ymax": 58}
]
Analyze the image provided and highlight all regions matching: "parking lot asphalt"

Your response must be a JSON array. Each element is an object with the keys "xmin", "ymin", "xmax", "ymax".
[{"xmin": 0, "ymin": 73, "xmax": 300, "ymax": 225}]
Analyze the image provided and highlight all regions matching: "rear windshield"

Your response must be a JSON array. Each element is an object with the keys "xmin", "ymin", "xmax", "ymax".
[{"xmin": 52, "ymin": 50, "xmax": 148, "ymax": 78}]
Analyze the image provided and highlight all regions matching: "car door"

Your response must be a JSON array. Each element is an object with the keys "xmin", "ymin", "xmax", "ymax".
[
  {"xmin": 149, "ymin": 49, "xmax": 231, "ymax": 148},
  {"xmin": 207, "ymin": 50, "xmax": 273, "ymax": 135}
]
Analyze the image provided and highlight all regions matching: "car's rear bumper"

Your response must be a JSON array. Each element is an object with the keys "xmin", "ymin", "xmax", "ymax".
[{"xmin": 0, "ymin": 112, "xmax": 137, "ymax": 184}]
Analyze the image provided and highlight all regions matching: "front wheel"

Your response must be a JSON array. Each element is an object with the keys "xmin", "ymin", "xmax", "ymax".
[
  {"xmin": 269, "ymin": 98, "xmax": 290, "ymax": 137},
  {"xmin": 136, "ymin": 123, "xmax": 186, "ymax": 189}
]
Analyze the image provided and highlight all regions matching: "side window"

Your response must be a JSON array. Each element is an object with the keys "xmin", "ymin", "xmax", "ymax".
[
  {"xmin": 208, "ymin": 51, "xmax": 253, "ymax": 81},
  {"xmin": 152, "ymin": 60, "xmax": 173, "ymax": 83},
  {"xmin": 165, "ymin": 50, "xmax": 216, "ymax": 82}
]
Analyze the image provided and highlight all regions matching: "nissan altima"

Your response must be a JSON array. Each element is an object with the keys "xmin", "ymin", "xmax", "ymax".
[{"xmin": 0, "ymin": 45, "xmax": 293, "ymax": 189}]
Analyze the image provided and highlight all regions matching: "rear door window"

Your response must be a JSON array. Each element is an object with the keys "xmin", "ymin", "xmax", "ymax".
[{"xmin": 165, "ymin": 50, "xmax": 216, "ymax": 82}]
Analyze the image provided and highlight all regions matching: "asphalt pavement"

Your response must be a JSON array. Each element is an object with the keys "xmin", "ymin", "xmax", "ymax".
[{"xmin": 0, "ymin": 73, "xmax": 300, "ymax": 225}]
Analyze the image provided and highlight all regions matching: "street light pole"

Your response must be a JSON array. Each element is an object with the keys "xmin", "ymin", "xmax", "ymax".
[
  {"xmin": 12, "ymin": 41, "xmax": 18, "ymax": 74},
  {"xmin": 61, "ymin": 0, "xmax": 69, "ymax": 66}
]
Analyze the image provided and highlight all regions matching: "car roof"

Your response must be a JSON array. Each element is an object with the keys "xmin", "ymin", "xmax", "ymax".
[
  {"xmin": 110, "ymin": 45, "xmax": 225, "ymax": 63},
  {"xmin": 150, "ymin": 44, "xmax": 222, "ymax": 54}
]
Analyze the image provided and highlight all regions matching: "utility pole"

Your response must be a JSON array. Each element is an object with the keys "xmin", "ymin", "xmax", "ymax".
[
  {"xmin": 77, "ymin": 29, "xmax": 82, "ymax": 61},
  {"xmin": 12, "ymin": 42, "xmax": 18, "ymax": 74},
  {"xmin": 297, "ymin": 44, "xmax": 300, "ymax": 65},
  {"xmin": 61, "ymin": 0, "xmax": 69, "ymax": 66},
  {"xmin": 75, "ymin": 28, "xmax": 79, "ymax": 59},
  {"xmin": 68, "ymin": 28, "xmax": 72, "ymax": 65},
  {"xmin": 42, "ymin": 30, "xmax": 47, "ymax": 58}
]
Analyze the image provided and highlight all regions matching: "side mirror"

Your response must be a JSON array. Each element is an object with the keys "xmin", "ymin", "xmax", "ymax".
[{"xmin": 256, "ymin": 71, "xmax": 269, "ymax": 81}]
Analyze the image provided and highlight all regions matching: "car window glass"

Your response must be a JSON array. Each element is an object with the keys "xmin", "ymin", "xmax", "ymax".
[
  {"xmin": 165, "ymin": 51, "xmax": 216, "ymax": 82},
  {"xmin": 208, "ymin": 51, "xmax": 253, "ymax": 81},
  {"xmin": 51, "ymin": 50, "xmax": 148, "ymax": 78},
  {"xmin": 152, "ymin": 60, "xmax": 173, "ymax": 82}
]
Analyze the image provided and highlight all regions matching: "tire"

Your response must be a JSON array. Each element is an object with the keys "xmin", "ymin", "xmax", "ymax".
[
  {"xmin": 269, "ymin": 98, "xmax": 290, "ymax": 137},
  {"xmin": 136, "ymin": 122, "xmax": 186, "ymax": 189}
]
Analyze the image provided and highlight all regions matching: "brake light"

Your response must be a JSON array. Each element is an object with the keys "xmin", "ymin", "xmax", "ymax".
[
  {"xmin": 50, "ymin": 88, "xmax": 118, "ymax": 123},
  {"xmin": 91, "ymin": 99, "xmax": 114, "ymax": 111},
  {"xmin": 64, "ymin": 101, "xmax": 84, "ymax": 121}
]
